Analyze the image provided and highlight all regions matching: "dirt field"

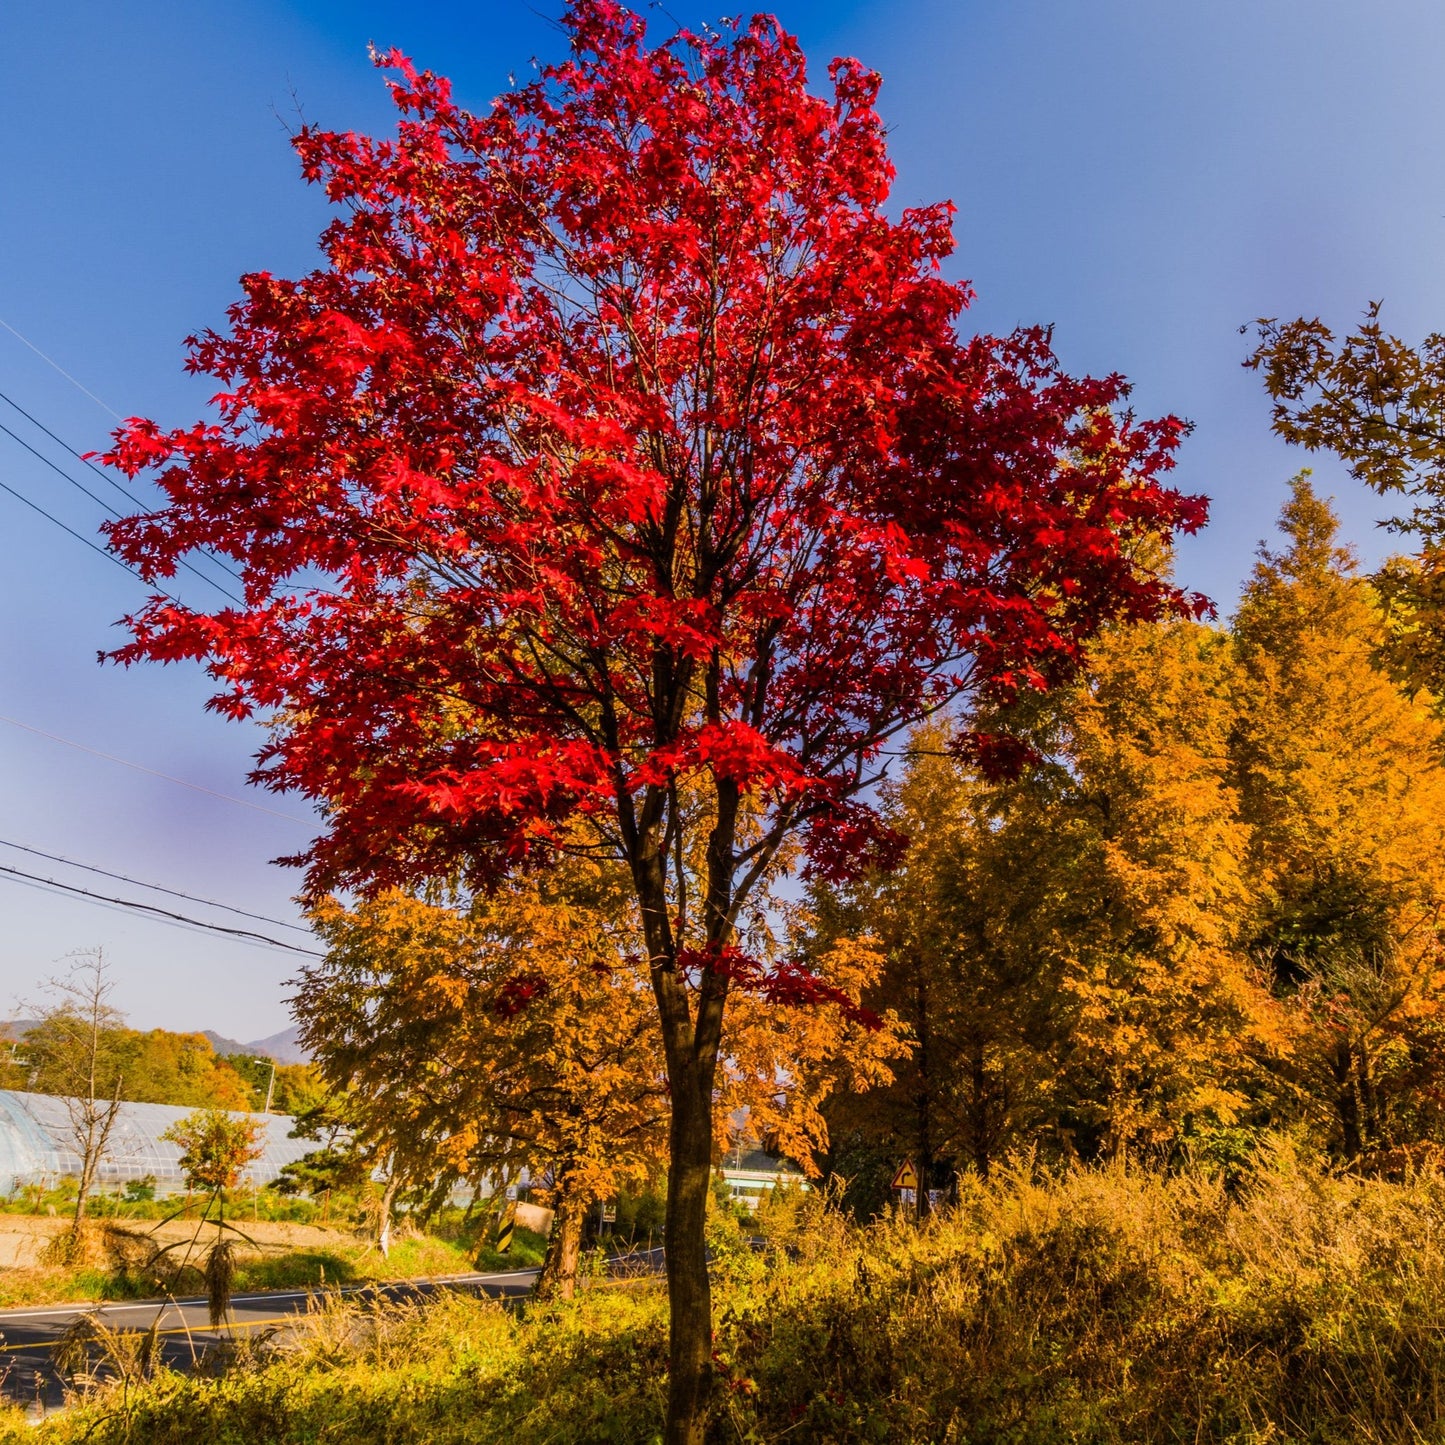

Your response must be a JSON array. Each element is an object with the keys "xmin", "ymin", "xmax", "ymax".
[{"xmin": 0, "ymin": 1213, "xmax": 357, "ymax": 1271}]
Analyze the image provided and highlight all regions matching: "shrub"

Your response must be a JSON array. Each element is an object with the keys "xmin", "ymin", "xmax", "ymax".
[{"xmin": 17, "ymin": 1149, "xmax": 1445, "ymax": 1443}]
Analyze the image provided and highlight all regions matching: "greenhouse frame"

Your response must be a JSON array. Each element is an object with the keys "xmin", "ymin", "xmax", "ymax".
[{"xmin": 0, "ymin": 1089, "xmax": 313, "ymax": 1195}]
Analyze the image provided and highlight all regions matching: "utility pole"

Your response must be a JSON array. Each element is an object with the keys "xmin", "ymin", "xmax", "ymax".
[{"xmin": 251, "ymin": 1056, "xmax": 277, "ymax": 1114}]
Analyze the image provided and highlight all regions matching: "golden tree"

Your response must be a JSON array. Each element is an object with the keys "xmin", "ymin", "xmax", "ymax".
[
  {"xmin": 1231, "ymin": 476, "xmax": 1445, "ymax": 1160},
  {"xmin": 303, "ymin": 868, "xmax": 662, "ymax": 1298},
  {"xmin": 302, "ymin": 861, "xmax": 898, "ymax": 1297},
  {"xmin": 823, "ymin": 615, "xmax": 1274, "ymax": 1175}
]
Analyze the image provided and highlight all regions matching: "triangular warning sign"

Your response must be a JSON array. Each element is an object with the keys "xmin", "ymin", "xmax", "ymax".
[{"xmin": 891, "ymin": 1159, "xmax": 919, "ymax": 1191}]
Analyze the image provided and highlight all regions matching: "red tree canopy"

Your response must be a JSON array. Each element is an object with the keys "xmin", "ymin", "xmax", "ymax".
[{"xmin": 104, "ymin": 1, "xmax": 1206, "ymax": 908}]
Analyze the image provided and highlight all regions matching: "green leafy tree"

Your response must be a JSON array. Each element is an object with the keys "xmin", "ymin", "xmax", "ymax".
[
  {"xmin": 158, "ymin": 1108, "xmax": 265, "ymax": 1326},
  {"xmin": 1249, "ymin": 307, "xmax": 1445, "ymax": 704},
  {"xmin": 223, "ymin": 1057, "xmax": 326, "ymax": 1117}
]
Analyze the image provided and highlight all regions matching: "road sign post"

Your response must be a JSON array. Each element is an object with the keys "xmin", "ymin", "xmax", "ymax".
[
  {"xmin": 891, "ymin": 1159, "xmax": 920, "ymax": 1221},
  {"xmin": 496, "ymin": 1205, "xmax": 515, "ymax": 1254}
]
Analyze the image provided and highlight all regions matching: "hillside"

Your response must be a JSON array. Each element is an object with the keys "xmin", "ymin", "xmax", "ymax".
[{"xmin": 202, "ymin": 1026, "xmax": 310, "ymax": 1065}]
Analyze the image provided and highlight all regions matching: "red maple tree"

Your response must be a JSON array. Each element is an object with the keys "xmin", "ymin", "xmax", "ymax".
[{"xmin": 104, "ymin": 5, "xmax": 1206, "ymax": 1437}]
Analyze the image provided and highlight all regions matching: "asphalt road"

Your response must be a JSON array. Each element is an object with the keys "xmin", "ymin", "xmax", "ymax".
[{"xmin": 0, "ymin": 1267, "xmax": 542, "ymax": 1416}]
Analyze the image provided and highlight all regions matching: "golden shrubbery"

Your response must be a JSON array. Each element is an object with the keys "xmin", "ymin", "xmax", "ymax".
[{"xmin": 14, "ymin": 1147, "xmax": 1445, "ymax": 1444}]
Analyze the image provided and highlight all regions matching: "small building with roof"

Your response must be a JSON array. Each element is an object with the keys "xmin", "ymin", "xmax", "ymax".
[
  {"xmin": 718, "ymin": 1144, "xmax": 808, "ymax": 1209},
  {"xmin": 0, "ymin": 1089, "xmax": 311, "ymax": 1195}
]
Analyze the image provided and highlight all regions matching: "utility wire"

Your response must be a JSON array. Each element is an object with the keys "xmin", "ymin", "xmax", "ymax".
[
  {"xmin": 0, "ymin": 384, "xmax": 145, "ymax": 507},
  {"xmin": 0, "ymin": 419, "xmax": 119, "ymax": 516},
  {"xmin": 0, "ymin": 385, "xmax": 248, "ymax": 587},
  {"xmin": 0, "ymin": 422, "xmax": 244, "ymax": 605},
  {"xmin": 0, "ymin": 863, "xmax": 323, "ymax": 956},
  {"xmin": 0, "ymin": 713, "xmax": 312, "ymax": 825},
  {"xmin": 0, "ymin": 474, "xmax": 145, "ymax": 583},
  {"xmin": 0, "ymin": 315, "xmax": 124, "ymax": 420},
  {"xmin": 0, "ymin": 838, "xmax": 314, "ymax": 935}
]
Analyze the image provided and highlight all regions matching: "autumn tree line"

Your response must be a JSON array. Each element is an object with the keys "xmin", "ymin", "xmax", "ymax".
[
  {"xmin": 287, "ymin": 467, "xmax": 1445, "ymax": 1268},
  {"xmin": 0, "ymin": 1017, "xmax": 318, "ymax": 1118},
  {"xmin": 820, "ymin": 475, "xmax": 1445, "ymax": 1204},
  {"xmin": 812, "ymin": 305, "xmax": 1445, "ymax": 1201}
]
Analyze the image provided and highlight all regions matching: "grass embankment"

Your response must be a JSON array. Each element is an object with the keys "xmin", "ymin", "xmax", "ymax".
[
  {"xmin": 10, "ymin": 1147, "xmax": 1445, "ymax": 1443},
  {"xmin": 0, "ymin": 1211, "xmax": 548, "ymax": 1310}
]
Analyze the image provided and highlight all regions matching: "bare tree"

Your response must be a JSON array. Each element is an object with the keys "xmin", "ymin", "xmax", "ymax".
[{"xmin": 27, "ymin": 950, "xmax": 127, "ymax": 1249}]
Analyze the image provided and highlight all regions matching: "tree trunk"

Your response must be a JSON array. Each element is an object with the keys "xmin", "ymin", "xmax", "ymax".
[
  {"xmin": 969, "ymin": 1039, "xmax": 992, "ymax": 1180},
  {"xmin": 626, "ymin": 739, "xmax": 739, "ymax": 1443},
  {"xmin": 1333, "ymin": 1040, "xmax": 1362, "ymax": 1161},
  {"xmin": 914, "ymin": 979, "xmax": 934, "ymax": 1219},
  {"xmin": 664, "ymin": 1061, "xmax": 715, "ymax": 1445},
  {"xmin": 72, "ymin": 1164, "xmax": 92, "ymax": 1231},
  {"xmin": 72, "ymin": 1126, "xmax": 99, "ymax": 1235},
  {"xmin": 376, "ymin": 1170, "xmax": 400, "ymax": 1258},
  {"xmin": 536, "ymin": 1182, "xmax": 588, "ymax": 1302}
]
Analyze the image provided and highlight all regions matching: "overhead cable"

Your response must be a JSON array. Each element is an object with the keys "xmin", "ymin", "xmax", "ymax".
[
  {"xmin": 0, "ymin": 838, "xmax": 314, "ymax": 934},
  {"xmin": 0, "ymin": 314, "xmax": 124, "ymax": 420},
  {"xmin": 0, "ymin": 384, "xmax": 248, "ymax": 587},
  {"xmin": 0, "ymin": 863, "xmax": 323, "ymax": 957},
  {"xmin": 0, "ymin": 418, "xmax": 121, "ymax": 517},
  {"xmin": 0, "ymin": 425, "xmax": 243, "ymax": 605},
  {"xmin": 0, "ymin": 474, "xmax": 147, "ymax": 582},
  {"xmin": 0, "ymin": 384, "xmax": 146, "ymax": 507}
]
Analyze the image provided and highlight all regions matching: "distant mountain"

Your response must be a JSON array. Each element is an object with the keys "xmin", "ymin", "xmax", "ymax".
[
  {"xmin": 203, "ymin": 1025, "xmax": 309, "ymax": 1065},
  {"xmin": 202, "ymin": 1030, "xmax": 249, "ymax": 1057},
  {"xmin": 3, "ymin": 1020, "xmax": 311, "ymax": 1066},
  {"xmin": 245, "ymin": 1025, "xmax": 309, "ymax": 1065}
]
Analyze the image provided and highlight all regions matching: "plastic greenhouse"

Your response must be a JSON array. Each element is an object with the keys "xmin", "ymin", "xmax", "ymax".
[{"xmin": 0, "ymin": 1090, "xmax": 313, "ymax": 1194}]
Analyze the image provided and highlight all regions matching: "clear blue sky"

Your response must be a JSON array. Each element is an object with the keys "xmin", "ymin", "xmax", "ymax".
[{"xmin": 1, "ymin": 0, "xmax": 1442, "ymax": 1039}]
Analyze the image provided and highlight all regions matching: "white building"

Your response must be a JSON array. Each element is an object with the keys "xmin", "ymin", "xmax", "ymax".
[{"xmin": 719, "ymin": 1146, "xmax": 808, "ymax": 1208}]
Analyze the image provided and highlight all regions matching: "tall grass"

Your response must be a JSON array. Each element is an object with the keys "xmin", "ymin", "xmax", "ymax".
[{"xmin": 12, "ymin": 1145, "xmax": 1445, "ymax": 1443}]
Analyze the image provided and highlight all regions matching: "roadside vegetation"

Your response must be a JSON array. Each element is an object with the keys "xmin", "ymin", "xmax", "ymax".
[
  {"xmin": 0, "ymin": 1185, "xmax": 548, "ymax": 1310},
  {"xmin": 8, "ymin": 1149, "xmax": 1445, "ymax": 1444}
]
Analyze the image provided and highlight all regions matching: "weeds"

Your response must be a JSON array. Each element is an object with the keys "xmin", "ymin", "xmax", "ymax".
[
  {"xmin": 0, "ymin": 1222, "xmax": 549, "ymax": 1312},
  {"xmin": 13, "ymin": 1150, "xmax": 1445, "ymax": 1442}
]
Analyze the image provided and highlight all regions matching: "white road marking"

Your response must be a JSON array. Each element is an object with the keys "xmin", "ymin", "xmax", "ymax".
[{"xmin": 0, "ymin": 1269, "xmax": 540, "ymax": 1325}]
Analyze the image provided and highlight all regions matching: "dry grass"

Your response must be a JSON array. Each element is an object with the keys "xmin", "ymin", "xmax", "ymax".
[
  {"xmin": 11, "ymin": 1145, "xmax": 1445, "ymax": 1442},
  {"xmin": 0, "ymin": 1217, "xmax": 506, "ymax": 1311}
]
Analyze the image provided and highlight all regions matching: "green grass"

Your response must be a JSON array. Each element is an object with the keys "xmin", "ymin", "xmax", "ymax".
[
  {"xmin": 0, "ymin": 1225, "xmax": 549, "ymax": 1310},
  {"xmin": 15, "ymin": 1148, "xmax": 1445, "ymax": 1442},
  {"xmin": 0, "ymin": 1184, "xmax": 324, "ymax": 1225}
]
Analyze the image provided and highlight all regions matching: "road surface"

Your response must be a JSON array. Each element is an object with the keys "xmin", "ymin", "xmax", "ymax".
[{"xmin": 0, "ymin": 1267, "xmax": 542, "ymax": 1415}]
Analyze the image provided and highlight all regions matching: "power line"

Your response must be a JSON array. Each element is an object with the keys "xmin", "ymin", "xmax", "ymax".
[
  {"xmin": 0, "ymin": 315, "xmax": 124, "ymax": 421},
  {"xmin": 0, "ymin": 384, "xmax": 248, "ymax": 588},
  {"xmin": 0, "ymin": 713, "xmax": 312, "ymax": 825},
  {"xmin": 0, "ymin": 862, "xmax": 323, "ymax": 957},
  {"xmin": 0, "ymin": 384, "xmax": 145, "ymax": 507},
  {"xmin": 0, "ymin": 419, "xmax": 120, "ymax": 516},
  {"xmin": 0, "ymin": 838, "xmax": 314, "ymax": 935},
  {"xmin": 0, "ymin": 474, "xmax": 144, "ymax": 582},
  {"xmin": 0, "ymin": 423, "xmax": 244, "ymax": 605}
]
